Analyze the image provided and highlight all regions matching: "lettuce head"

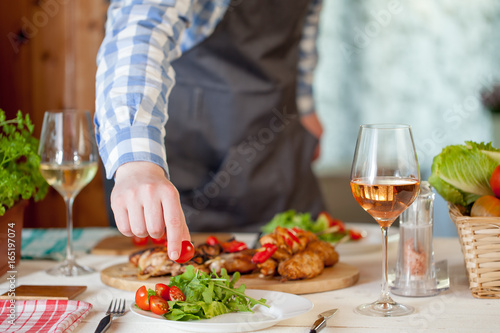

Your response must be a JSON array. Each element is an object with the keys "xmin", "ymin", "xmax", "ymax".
[{"xmin": 428, "ymin": 141, "xmax": 500, "ymax": 206}]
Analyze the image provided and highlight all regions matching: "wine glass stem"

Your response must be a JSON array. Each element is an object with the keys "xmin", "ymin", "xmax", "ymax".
[
  {"xmin": 64, "ymin": 196, "xmax": 75, "ymax": 263},
  {"xmin": 379, "ymin": 226, "xmax": 391, "ymax": 303}
]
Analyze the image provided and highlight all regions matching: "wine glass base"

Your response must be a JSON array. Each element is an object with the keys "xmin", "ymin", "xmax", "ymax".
[
  {"xmin": 354, "ymin": 300, "xmax": 414, "ymax": 317},
  {"xmin": 46, "ymin": 259, "xmax": 95, "ymax": 277}
]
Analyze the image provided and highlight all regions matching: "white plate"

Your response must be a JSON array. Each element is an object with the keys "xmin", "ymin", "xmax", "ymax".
[
  {"xmin": 129, "ymin": 289, "xmax": 313, "ymax": 333},
  {"xmin": 336, "ymin": 223, "xmax": 399, "ymax": 255}
]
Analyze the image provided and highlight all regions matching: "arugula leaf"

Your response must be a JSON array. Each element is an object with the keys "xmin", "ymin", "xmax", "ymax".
[
  {"xmin": 201, "ymin": 301, "xmax": 230, "ymax": 318},
  {"xmin": 165, "ymin": 308, "xmax": 201, "ymax": 321},
  {"xmin": 165, "ymin": 266, "xmax": 269, "ymax": 321}
]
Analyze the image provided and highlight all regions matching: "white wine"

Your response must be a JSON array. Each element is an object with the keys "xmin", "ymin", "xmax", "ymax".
[{"xmin": 40, "ymin": 162, "xmax": 98, "ymax": 198}]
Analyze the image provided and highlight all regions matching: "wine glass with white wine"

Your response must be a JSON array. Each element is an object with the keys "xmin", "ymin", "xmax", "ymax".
[
  {"xmin": 38, "ymin": 110, "xmax": 98, "ymax": 276},
  {"xmin": 350, "ymin": 124, "xmax": 420, "ymax": 316}
]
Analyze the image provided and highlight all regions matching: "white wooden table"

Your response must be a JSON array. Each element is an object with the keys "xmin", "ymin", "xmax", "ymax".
[{"xmin": 2, "ymin": 234, "xmax": 500, "ymax": 332}]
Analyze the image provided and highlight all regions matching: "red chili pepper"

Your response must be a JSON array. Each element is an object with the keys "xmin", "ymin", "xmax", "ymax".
[
  {"xmin": 251, "ymin": 243, "xmax": 278, "ymax": 264},
  {"xmin": 349, "ymin": 229, "xmax": 363, "ymax": 240},
  {"xmin": 221, "ymin": 240, "xmax": 248, "ymax": 253},
  {"xmin": 281, "ymin": 234, "xmax": 294, "ymax": 248},
  {"xmin": 286, "ymin": 229, "xmax": 300, "ymax": 244},
  {"xmin": 206, "ymin": 236, "xmax": 219, "ymax": 246},
  {"xmin": 291, "ymin": 227, "xmax": 304, "ymax": 234}
]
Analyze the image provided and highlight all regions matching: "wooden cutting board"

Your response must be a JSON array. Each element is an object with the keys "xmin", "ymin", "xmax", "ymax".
[
  {"xmin": 0, "ymin": 285, "xmax": 87, "ymax": 300},
  {"xmin": 100, "ymin": 262, "xmax": 359, "ymax": 295},
  {"xmin": 91, "ymin": 233, "xmax": 234, "ymax": 256}
]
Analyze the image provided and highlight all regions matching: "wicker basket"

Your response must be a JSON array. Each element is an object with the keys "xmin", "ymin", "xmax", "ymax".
[{"xmin": 448, "ymin": 204, "xmax": 500, "ymax": 298}]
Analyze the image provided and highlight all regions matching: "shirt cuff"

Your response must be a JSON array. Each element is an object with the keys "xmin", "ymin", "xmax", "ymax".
[
  {"xmin": 297, "ymin": 88, "xmax": 316, "ymax": 116},
  {"xmin": 99, "ymin": 125, "xmax": 169, "ymax": 179}
]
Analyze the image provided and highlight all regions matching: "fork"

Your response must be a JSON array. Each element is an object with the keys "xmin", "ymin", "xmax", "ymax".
[{"xmin": 94, "ymin": 299, "xmax": 126, "ymax": 333}]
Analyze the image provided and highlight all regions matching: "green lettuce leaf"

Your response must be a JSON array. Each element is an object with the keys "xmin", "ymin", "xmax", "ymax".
[
  {"xmin": 201, "ymin": 301, "xmax": 230, "ymax": 318},
  {"xmin": 260, "ymin": 210, "xmax": 347, "ymax": 243},
  {"xmin": 465, "ymin": 141, "xmax": 500, "ymax": 163},
  {"xmin": 428, "ymin": 142, "xmax": 498, "ymax": 206},
  {"xmin": 165, "ymin": 308, "xmax": 202, "ymax": 321}
]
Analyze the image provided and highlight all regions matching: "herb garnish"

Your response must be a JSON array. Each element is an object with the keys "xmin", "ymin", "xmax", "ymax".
[
  {"xmin": 157, "ymin": 265, "xmax": 268, "ymax": 321},
  {"xmin": 0, "ymin": 109, "xmax": 48, "ymax": 215}
]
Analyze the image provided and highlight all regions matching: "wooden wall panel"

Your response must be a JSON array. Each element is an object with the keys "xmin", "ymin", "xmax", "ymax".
[
  {"xmin": 0, "ymin": 0, "xmax": 110, "ymax": 228},
  {"xmin": 0, "ymin": 1, "xmax": 32, "ymax": 119}
]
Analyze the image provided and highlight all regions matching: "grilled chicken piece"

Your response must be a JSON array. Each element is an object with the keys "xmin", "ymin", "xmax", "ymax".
[
  {"xmin": 130, "ymin": 245, "xmax": 257, "ymax": 277},
  {"xmin": 129, "ymin": 247, "xmax": 150, "ymax": 267},
  {"xmin": 129, "ymin": 246, "xmax": 209, "ymax": 278},
  {"xmin": 207, "ymin": 249, "xmax": 257, "ymax": 274},
  {"xmin": 276, "ymin": 240, "xmax": 339, "ymax": 281},
  {"xmin": 306, "ymin": 240, "xmax": 339, "ymax": 267},
  {"xmin": 196, "ymin": 243, "xmax": 223, "ymax": 258},
  {"xmin": 278, "ymin": 250, "xmax": 324, "ymax": 280},
  {"xmin": 259, "ymin": 227, "xmax": 318, "ymax": 259},
  {"xmin": 257, "ymin": 258, "xmax": 278, "ymax": 277}
]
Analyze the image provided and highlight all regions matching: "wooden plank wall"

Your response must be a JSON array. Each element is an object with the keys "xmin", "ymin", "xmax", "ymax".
[{"xmin": 0, "ymin": 0, "xmax": 110, "ymax": 228}]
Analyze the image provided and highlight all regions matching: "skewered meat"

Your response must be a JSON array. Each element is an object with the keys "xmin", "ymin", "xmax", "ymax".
[
  {"xmin": 277, "ymin": 239, "xmax": 338, "ymax": 280},
  {"xmin": 306, "ymin": 240, "xmax": 339, "ymax": 267},
  {"xmin": 130, "ymin": 246, "xmax": 209, "ymax": 278},
  {"xmin": 129, "ymin": 227, "xmax": 340, "ymax": 282},
  {"xmin": 278, "ymin": 250, "xmax": 324, "ymax": 280},
  {"xmin": 206, "ymin": 249, "xmax": 257, "ymax": 274},
  {"xmin": 129, "ymin": 243, "xmax": 255, "ymax": 278},
  {"xmin": 257, "ymin": 258, "xmax": 278, "ymax": 277},
  {"xmin": 252, "ymin": 226, "xmax": 340, "ymax": 280},
  {"xmin": 258, "ymin": 226, "xmax": 318, "ymax": 258}
]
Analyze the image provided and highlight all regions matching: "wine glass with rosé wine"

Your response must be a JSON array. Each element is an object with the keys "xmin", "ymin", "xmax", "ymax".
[
  {"xmin": 350, "ymin": 124, "xmax": 420, "ymax": 317},
  {"xmin": 38, "ymin": 110, "xmax": 98, "ymax": 276}
]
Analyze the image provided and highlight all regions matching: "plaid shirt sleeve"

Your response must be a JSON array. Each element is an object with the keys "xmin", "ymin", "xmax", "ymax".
[
  {"xmin": 95, "ymin": 0, "xmax": 320, "ymax": 179},
  {"xmin": 95, "ymin": 0, "xmax": 228, "ymax": 179},
  {"xmin": 296, "ymin": 0, "xmax": 323, "ymax": 116}
]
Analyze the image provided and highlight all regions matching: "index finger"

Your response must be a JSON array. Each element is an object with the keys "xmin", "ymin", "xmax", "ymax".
[{"xmin": 162, "ymin": 191, "xmax": 189, "ymax": 261}]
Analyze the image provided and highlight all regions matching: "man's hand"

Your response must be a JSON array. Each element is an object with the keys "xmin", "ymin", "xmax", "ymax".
[
  {"xmin": 111, "ymin": 162, "xmax": 190, "ymax": 261},
  {"xmin": 300, "ymin": 112, "xmax": 323, "ymax": 161}
]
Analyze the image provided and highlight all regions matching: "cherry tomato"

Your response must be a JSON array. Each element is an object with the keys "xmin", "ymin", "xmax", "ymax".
[
  {"xmin": 176, "ymin": 240, "xmax": 195, "ymax": 263},
  {"xmin": 155, "ymin": 283, "xmax": 170, "ymax": 301},
  {"xmin": 318, "ymin": 211, "xmax": 345, "ymax": 232},
  {"xmin": 168, "ymin": 285, "xmax": 185, "ymax": 301},
  {"xmin": 206, "ymin": 235, "xmax": 219, "ymax": 246},
  {"xmin": 151, "ymin": 234, "xmax": 166, "ymax": 245},
  {"xmin": 132, "ymin": 236, "xmax": 149, "ymax": 246},
  {"xmin": 490, "ymin": 165, "xmax": 500, "ymax": 198},
  {"xmin": 149, "ymin": 296, "xmax": 169, "ymax": 315},
  {"xmin": 349, "ymin": 229, "xmax": 363, "ymax": 241},
  {"xmin": 135, "ymin": 285, "xmax": 150, "ymax": 311}
]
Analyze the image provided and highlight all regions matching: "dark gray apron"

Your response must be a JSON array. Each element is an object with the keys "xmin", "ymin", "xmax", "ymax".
[{"xmin": 165, "ymin": 0, "xmax": 325, "ymax": 232}]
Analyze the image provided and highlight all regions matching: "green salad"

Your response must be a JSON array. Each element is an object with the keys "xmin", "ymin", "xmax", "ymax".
[
  {"xmin": 261, "ymin": 210, "xmax": 362, "ymax": 243},
  {"xmin": 165, "ymin": 266, "xmax": 268, "ymax": 321}
]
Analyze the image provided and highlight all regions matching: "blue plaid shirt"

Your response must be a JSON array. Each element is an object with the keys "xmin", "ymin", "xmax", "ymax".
[{"xmin": 96, "ymin": 0, "xmax": 323, "ymax": 179}]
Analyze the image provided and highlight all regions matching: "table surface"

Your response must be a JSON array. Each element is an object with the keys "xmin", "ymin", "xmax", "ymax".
[{"xmin": 2, "ymin": 231, "xmax": 500, "ymax": 333}]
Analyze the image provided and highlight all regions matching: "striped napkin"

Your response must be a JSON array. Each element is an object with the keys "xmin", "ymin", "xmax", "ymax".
[
  {"xmin": 21, "ymin": 228, "xmax": 120, "ymax": 260},
  {"xmin": 0, "ymin": 300, "xmax": 92, "ymax": 333}
]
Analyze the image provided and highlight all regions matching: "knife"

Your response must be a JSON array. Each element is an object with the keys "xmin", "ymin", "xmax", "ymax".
[{"xmin": 309, "ymin": 308, "xmax": 338, "ymax": 333}]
